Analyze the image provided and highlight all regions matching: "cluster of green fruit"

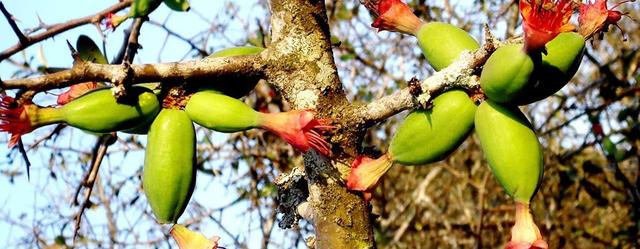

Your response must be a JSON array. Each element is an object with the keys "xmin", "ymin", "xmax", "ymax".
[
  {"xmin": 348, "ymin": 0, "xmax": 590, "ymax": 247},
  {"xmin": 0, "ymin": 35, "xmax": 327, "ymax": 225}
]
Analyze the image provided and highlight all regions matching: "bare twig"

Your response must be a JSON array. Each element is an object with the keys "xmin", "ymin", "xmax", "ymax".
[
  {"xmin": 147, "ymin": 19, "xmax": 208, "ymax": 57},
  {"xmin": 72, "ymin": 134, "xmax": 114, "ymax": 243},
  {"xmin": 122, "ymin": 18, "xmax": 145, "ymax": 64},
  {"xmin": 541, "ymin": 86, "xmax": 640, "ymax": 136},
  {"xmin": 0, "ymin": 0, "xmax": 133, "ymax": 61},
  {"xmin": 27, "ymin": 124, "xmax": 66, "ymax": 151},
  {"xmin": 95, "ymin": 176, "xmax": 118, "ymax": 246},
  {"xmin": 0, "ymin": 2, "xmax": 27, "ymax": 44}
]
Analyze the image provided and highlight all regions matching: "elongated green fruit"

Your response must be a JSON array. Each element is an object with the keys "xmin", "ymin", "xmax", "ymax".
[
  {"xmin": 143, "ymin": 109, "xmax": 196, "ymax": 224},
  {"xmin": 185, "ymin": 90, "xmax": 260, "ymax": 132},
  {"xmin": 391, "ymin": 90, "xmax": 476, "ymax": 165},
  {"xmin": 76, "ymin": 35, "xmax": 108, "ymax": 64},
  {"xmin": 163, "ymin": 0, "xmax": 190, "ymax": 11},
  {"xmin": 515, "ymin": 32, "xmax": 585, "ymax": 105},
  {"xmin": 32, "ymin": 87, "xmax": 160, "ymax": 133},
  {"xmin": 480, "ymin": 44, "xmax": 535, "ymax": 103},
  {"xmin": 347, "ymin": 90, "xmax": 476, "ymax": 191},
  {"xmin": 416, "ymin": 22, "xmax": 480, "ymax": 71},
  {"xmin": 131, "ymin": 0, "xmax": 162, "ymax": 17},
  {"xmin": 475, "ymin": 100, "xmax": 543, "ymax": 203},
  {"xmin": 197, "ymin": 46, "xmax": 265, "ymax": 98},
  {"xmin": 60, "ymin": 87, "xmax": 160, "ymax": 133}
]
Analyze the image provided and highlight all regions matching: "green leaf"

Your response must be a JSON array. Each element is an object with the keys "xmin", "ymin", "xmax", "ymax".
[
  {"xmin": 163, "ymin": 0, "xmax": 190, "ymax": 12},
  {"xmin": 76, "ymin": 35, "xmax": 107, "ymax": 64}
]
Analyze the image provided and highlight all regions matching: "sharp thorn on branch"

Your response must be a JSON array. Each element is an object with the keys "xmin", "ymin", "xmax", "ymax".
[
  {"xmin": 0, "ymin": 1, "xmax": 28, "ymax": 44},
  {"xmin": 16, "ymin": 138, "xmax": 31, "ymax": 181},
  {"xmin": 66, "ymin": 39, "xmax": 82, "ymax": 64}
]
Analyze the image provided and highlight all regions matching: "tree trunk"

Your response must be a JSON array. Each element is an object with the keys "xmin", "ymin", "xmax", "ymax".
[{"xmin": 266, "ymin": 0, "xmax": 375, "ymax": 248}]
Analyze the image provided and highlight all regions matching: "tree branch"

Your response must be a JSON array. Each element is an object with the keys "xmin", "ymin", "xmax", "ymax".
[
  {"xmin": 357, "ymin": 26, "xmax": 499, "ymax": 124},
  {"xmin": 2, "ymin": 54, "xmax": 267, "ymax": 91},
  {"xmin": 0, "ymin": 2, "xmax": 27, "ymax": 44},
  {"xmin": 0, "ymin": 0, "xmax": 133, "ymax": 62}
]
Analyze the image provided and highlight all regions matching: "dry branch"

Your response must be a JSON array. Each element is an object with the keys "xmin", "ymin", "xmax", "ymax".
[{"xmin": 0, "ymin": 0, "xmax": 133, "ymax": 61}]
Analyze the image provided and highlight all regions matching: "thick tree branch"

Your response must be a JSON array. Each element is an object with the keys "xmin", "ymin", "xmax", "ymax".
[
  {"xmin": 266, "ymin": 0, "xmax": 374, "ymax": 248},
  {"xmin": 358, "ymin": 27, "xmax": 499, "ymax": 124},
  {"xmin": 2, "ymin": 54, "xmax": 267, "ymax": 91},
  {"xmin": 0, "ymin": 0, "xmax": 133, "ymax": 62}
]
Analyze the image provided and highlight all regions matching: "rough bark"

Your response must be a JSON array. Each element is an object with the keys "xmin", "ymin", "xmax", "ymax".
[{"xmin": 265, "ymin": 0, "xmax": 375, "ymax": 248}]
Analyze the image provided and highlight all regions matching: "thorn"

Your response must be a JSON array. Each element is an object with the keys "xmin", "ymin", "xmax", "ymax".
[
  {"xmin": 16, "ymin": 138, "xmax": 31, "ymax": 181},
  {"xmin": 66, "ymin": 40, "xmax": 82, "ymax": 64}
]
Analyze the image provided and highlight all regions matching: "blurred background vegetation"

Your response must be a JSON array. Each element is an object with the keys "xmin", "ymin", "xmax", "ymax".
[{"xmin": 0, "ymin": 0, "xmax": 638, "ymax": 248}]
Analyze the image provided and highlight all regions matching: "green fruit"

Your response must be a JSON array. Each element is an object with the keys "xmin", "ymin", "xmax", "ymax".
[
  {"xmin": 163, "ymin": 0, "xmax": 190, "ymax": 11},
  {"xmin": 515, "ymin": 32, "xmax": 585, "ymax": 104},
  {"xmin": 131, "ymin": 0, "xmax": 162, "ymax": 17},
  {"xmin": 480, "ymin": 44, "xmax": 535, "ymax": 103},
  {"xmin": 475, "ymin": 100, "xmax": 543, "ymax": 203},
  {"xmin": 143, "ymin": 109, "xmax": 196, "ymax": 224},
  {"xmin": 390, "ymin": 90, "xmax": 477, "ymax": 165},
  {"xmin": 76, "ymin": 35, "xmax": 108, "ymax": 64},
  {"xmin": 196, "ymin": 46, "xmax": 265, "ymax": 98},
  {"xmin": 40, "ymin": 87, "xmax": 159, "ymax": 133},
  {"xmin": 416, "ymin": 22, "xmax": 480, "ymax": 71},
  {"xmin": 185, "ymin": 90, "xmax": 260, "ymax": 132}
]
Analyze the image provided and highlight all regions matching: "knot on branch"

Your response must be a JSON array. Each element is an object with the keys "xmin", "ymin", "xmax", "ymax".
[{"xmin": 111, "ymin": 62, "xmax": 133, "ymax": 100}]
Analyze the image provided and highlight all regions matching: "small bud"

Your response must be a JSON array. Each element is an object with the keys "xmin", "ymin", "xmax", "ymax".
[
  {"xmin": 578, "ymin": 0, "xmax": 635, "ymax": 40},
  {"xmin": 260, "ymin": 110, "xmax": 334, "ymax": 156},
  {"xmin": 346, "ymin": 154, "xmax": 393, "ymax": 192},
  {"xmin": 367, "ymin": 0, "xmax": 424, "ymax": 34},
  {"xmin": 170, "ymin": 225, "xmax": 220, "ymax": 249}
]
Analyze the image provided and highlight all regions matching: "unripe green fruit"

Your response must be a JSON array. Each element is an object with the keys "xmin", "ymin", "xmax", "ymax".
[
  {"xmin": 197, "ymin": 46, "xmax": 265, "ymax": 98},
  {"xmin": 143, "ymin": 109, "xmax": 196, "ymax": 224},
  {"xmin": 480, "ymin": 44, "xmax": 535, "ymax": 103},
  {"xmin": 60, "ymin": 87, "xmax": 160, "ymax": 133},
  {"xmin": 390, "ymin": 90, "xmax": 476, "ymax": 165},
  {"xmin": 163, "ymin": 0, "xmax": 190, "ymax": 11},
  {"xmin": 475, "ymin": 100, "xmax": 543, "ymax": 203},
  {"xmin": 185, "ymin": 90, "xmax": 260, "ymax": 132},
  {"xmin": 416, "ymin": 22, "xmax": 480, "ymax": 71},
  {"xmin": 515, "ymin": 32, "xmax": 585, "ymax": 105},
  {"xmin": 131, "ymin": 0, "xmax": 162, "ymax": 17}
]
